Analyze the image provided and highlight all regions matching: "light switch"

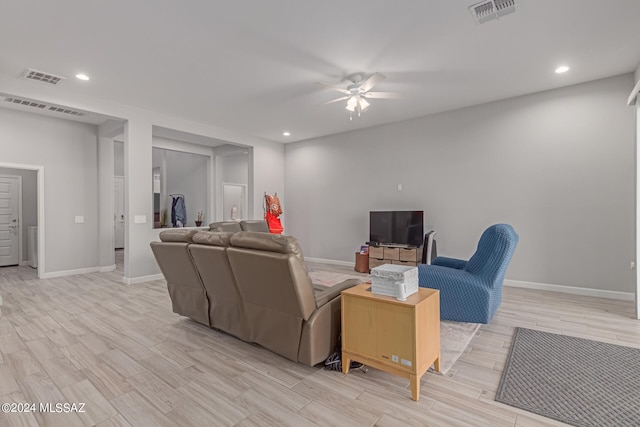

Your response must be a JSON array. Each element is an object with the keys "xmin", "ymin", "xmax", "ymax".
[
  {"xmin": 75, "ymin": 216, "xmax": 84, "ymax": 224},
  {"xmin": 134, "ymin": 215, "xmax": 147, "ymax": 224},
  {"xmin": 397, "ymin": 184, "xmax": 403, "ymax": 191}
]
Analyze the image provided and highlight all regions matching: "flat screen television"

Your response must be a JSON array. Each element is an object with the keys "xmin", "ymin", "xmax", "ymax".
[{"xmin": 369, "ymin": 211, "xmax": 424, "ymax": 247}]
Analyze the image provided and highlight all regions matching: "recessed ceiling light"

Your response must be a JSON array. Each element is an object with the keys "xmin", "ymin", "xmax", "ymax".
[
  {"xmin": 75, "ymin": 74, "xmax": 90, "ymax": 81},
  {"xmin": 283, "ymin": 131, "xmax": 291, "ymax": 136},
  {"xmin": 555, "ymin": 66, "xmax": 570, "ymax": 74}
]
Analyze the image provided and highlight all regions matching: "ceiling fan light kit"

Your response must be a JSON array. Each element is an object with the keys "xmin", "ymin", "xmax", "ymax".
[{"xmin": 318, "ymin": 72, "xmax": 400, "ymax": 120}]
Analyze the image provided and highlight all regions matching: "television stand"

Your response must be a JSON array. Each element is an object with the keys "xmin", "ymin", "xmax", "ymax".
[{"xmin": 368, "ymin": 243, "xmax": 423, "ymax": 271}]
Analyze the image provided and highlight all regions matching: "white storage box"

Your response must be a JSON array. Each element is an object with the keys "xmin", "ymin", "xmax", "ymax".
[{"xmin": 370, "ymin": 264, "xmax": 419, "ymax": 300}]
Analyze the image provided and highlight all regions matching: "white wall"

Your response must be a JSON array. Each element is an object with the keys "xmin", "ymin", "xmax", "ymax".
[
  {"xmin": 285, "ymin": 74, "xmax": 636, "ymax": 293},
  {"xmin": 0, "ymin": 167, "xmax": 37, "ymax": 262},
  {"xmin": 0, "ymin": 107, "xmax": 99, "ymax": 273},
  {"xmin": 222, "ymin": 152, "xmax": 249, "ymax": 185}
]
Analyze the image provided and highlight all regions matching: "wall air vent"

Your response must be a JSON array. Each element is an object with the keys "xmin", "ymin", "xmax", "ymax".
[
  {"xmin": 469, "ymin": 0, "xmax": 517, "ymax": 24},
  {"xmin": 47, "ymin": 106, "xmax": 85, "ymax": 116},
  {"xmin": 3, "ymin": 97, "xmax": 48, "ymax": 109},
  {"xmin": 21, "ymin": 68, "xmax": 66, "ymax": 85}
]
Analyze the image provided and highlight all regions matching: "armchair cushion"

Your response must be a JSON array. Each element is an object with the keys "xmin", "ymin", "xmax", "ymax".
[{"xmin": 432, "ymin": 256, "xmax": 468, "ymax": 270}]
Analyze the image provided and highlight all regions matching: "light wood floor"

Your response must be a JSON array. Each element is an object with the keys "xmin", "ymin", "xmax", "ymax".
[{"xmin": 0, "ymin": 256, "xmax": 638, "ymax": 426}]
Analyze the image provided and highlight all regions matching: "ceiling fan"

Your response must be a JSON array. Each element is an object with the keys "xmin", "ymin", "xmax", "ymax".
[{"xmin": 317, "ymin": 73, "xmax": 400, "ymax": 120}]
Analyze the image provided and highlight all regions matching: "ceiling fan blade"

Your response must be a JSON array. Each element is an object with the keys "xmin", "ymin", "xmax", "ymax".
[
  {"xmin": 324, "ymin": 96, "xmax": 350, "ymax": 105},
  {"xmin": 359, "ymin": 73, "xmax": 386, "ymax": 92},
  {"xmin": 363, "ymin": 91, "xmax": 402, "ymax": 99},
  {"xmin": 316, "ymin": 82, "xmax": 350, "ymax": 95}
]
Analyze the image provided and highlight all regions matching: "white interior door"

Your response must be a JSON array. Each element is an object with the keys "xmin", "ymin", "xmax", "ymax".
[
  {"xmin": 114, "ymin": 176, "xmax": 125, "ymax": 249},
  {"xmin": 0, "ymin": 176, "xmax": 21, "ymax": 266}
]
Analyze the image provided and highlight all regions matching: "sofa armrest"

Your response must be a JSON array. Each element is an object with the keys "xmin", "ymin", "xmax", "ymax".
[
  {"xmin": 313, "ymin": 278, "xmax": 362, "ymax": 308},
  {"xmin": 432, "ymin": 256, "xmax": 467, "ymax": 270}
]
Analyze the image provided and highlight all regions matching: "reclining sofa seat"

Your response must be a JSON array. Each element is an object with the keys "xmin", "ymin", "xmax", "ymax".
[
  {"xmin": 188, "ymin": 231, "xmax": 250, "ymax": 341},
  {"xmin": 227, "ymin": 231, "xmax": 360, "ymax": 366},
  {"xmin": 149, "ymin": 229, "xmax": 209, "ymax": 325}
]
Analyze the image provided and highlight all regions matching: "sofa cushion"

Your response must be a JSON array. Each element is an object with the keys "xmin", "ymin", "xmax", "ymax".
[
  {"xmin": 192, "ymin": 231, "xmax": 234, "ymax": 247},
  {"xmin": 159, "ymin": 229, "xmax": 197, "ymax": 243},
  {"xmin": 230, "ymin": 231, "xmax": 304, "ymax": 263},
  {"xmin": 209, "ymin": 221, "xmax": 242, "ymax": 232},
  {"xmin": 239, "ymin": 220, "xmax": 270, "ymax": 233}
]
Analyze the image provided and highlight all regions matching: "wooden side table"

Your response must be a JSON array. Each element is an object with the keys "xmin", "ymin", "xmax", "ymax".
[{"xmin": 341, "ymin": 284, "xmax": 440, "ymax": 401}]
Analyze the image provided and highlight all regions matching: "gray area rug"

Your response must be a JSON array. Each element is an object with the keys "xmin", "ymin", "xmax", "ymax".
[{"xmin": 496, "ymin": 328, "xmax": 640, "ymax": 427}]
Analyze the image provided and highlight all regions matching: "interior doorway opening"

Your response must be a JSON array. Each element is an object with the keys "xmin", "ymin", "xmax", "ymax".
[{"xmin": 0, "ymin": 162, "xmax": 44, "ymax": 278}]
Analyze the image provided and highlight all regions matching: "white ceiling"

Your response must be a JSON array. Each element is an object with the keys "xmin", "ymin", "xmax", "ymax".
[{"xmin": 1, "ymin": 0, "xmax": 638, "ymax": 143}]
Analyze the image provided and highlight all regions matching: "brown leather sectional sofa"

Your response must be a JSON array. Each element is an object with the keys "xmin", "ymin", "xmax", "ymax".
[{"xmin": 150, "ymin": 228, "xmax": 361, "ymax": 366}]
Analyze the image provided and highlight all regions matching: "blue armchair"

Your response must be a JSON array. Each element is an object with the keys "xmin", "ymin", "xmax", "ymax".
[{"xmin": 417, "ymin": 224, "xmax": 519, "ymax": 323}]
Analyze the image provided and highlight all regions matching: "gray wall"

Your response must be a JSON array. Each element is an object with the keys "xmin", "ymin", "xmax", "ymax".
[
  {"xmin": 0, "ymin": 167, "xmax": 37, "ymax": 262},
  {"xmin": 285, "ymin": 74, "xmax": 636, "ymax": 292},
  {"xmin": 0, "ymin": 107, "xmax": 99, "ymax": 273}
]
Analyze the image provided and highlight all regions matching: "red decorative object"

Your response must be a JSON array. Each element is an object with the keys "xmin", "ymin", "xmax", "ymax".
[{"xmin": 264, "ymin": 193, "xmax": 283, "ymax": 234}]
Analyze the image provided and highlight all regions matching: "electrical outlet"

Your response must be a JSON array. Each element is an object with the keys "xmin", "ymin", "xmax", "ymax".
[{"xmin": 631, "ymin": 261, "xmax": 636, "ymax": 270}]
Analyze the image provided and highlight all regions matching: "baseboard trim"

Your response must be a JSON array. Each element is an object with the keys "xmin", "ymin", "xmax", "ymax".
[
  {"xmin": 123, "ymin": 273, "xmax": 164, "ymax": 285},
  {"xmin": 98, "ymin": 264, "xmax": 116, "ymax": 273},
  {"xmin": 305, "ymin": 257, "xmax": 354, "ymax": 267},
  {"xmin": 41, "ymin": 267, "xmax": 100, "ymax": 279},
  {"xmin": 504, "ymin": 279, "xmax": 635, "ymax": 302}
]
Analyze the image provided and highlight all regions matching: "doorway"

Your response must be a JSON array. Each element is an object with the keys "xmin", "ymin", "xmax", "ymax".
[
  {"xmin": 0, "ymin": 163, "xmax": 43, "ymax": 277},
  {"xmin": 0, "ymin": 175, "xmax": 22, "ymax": 266}
]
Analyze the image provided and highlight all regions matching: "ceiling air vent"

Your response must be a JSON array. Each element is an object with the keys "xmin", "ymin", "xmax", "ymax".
[
  {"xmin": 469, "ymin": 0, "xmax": 517, "ymax": 24},
  {"xmin": 21, "ymin": 68, "xmax": 66, "ymax": 85},
  {"xmin": 48, "ymin": 106, "xmax": 85, "ymax": 116},
  {"xmin": 3, "ymin": 97, "xmax": 47, "ymax": 109}
]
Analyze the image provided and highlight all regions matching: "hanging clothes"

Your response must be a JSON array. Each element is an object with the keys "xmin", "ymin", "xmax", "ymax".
[{"xmin": 171, "ymin": 195, "xmax": 186, "ymax": 227}]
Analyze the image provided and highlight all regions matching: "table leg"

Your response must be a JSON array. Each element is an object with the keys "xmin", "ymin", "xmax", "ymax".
[
  {"xmin": 342, "ymin": 352, "xmax": 351, "ymax": 374},
  {"xmin": 410, "ymin": 374, "xmax": 420, "ymax": 401},
  {"xmin": 433, "ymin": 353, "xmax": 441, "ymax": 373}
]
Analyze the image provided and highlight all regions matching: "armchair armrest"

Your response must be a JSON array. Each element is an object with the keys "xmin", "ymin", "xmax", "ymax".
[
  {"xmin": 432, "ymin": 256, "xmax": 468, "ymax": 270},
  {"xmin": 313, "ymin": 278, "xmax": 363, "ymax": 307}
]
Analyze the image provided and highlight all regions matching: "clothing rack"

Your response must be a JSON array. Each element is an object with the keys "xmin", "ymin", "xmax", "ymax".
[{"xmin": 169, "ymin": 193, "xmax": 184, "ymax": 198}]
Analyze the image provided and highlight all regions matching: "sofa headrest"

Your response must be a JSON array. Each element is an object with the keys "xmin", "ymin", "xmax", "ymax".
[
  {"xmin": 239, "ymin": 220, "xmax": 270, "ymax": 233},
  {"xmin": 159, "ymin": 229, "xmax": 197, "ymax": 243},
  {"xmin": 230, "ymin": 231, "xmax": 304, "ymax": 262},
  {"xmin": 209, "ymin": 221, "xmax": 242, "ymax": 232},
  {"xmin": 192, "ymin": 231, "xmax": 234, "ymax": 247}
]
